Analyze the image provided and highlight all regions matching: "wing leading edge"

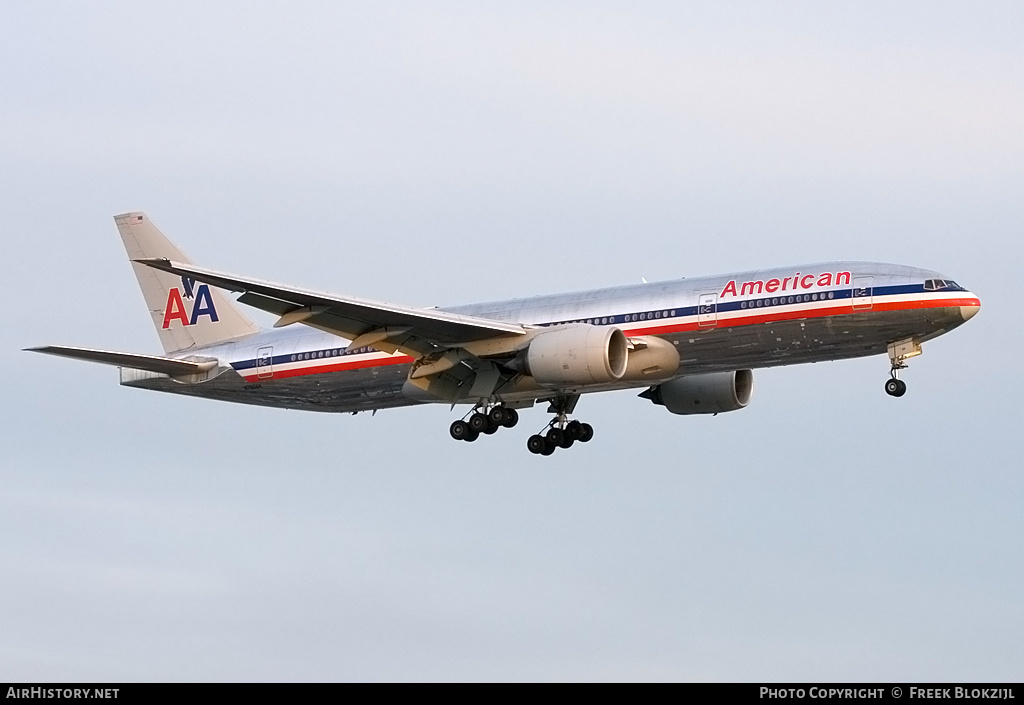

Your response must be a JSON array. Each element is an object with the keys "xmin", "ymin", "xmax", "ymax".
[{"xmin": 134, "ymin": 258, "xmax": 527, "ymax": 356}]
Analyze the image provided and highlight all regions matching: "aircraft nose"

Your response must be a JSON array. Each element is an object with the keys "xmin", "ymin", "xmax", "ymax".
[{"xmin": 960, "ymin": 295, "xmax": 981, "ymax": 322}]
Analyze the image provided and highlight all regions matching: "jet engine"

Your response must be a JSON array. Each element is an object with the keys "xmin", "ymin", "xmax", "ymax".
[
  {"xmin": 521, "ymin": 324, "xmax": 629, "ymax": 387},
  {"xmin": 641, "ymin": 370, "xmax": 754, "ymax": 415}
]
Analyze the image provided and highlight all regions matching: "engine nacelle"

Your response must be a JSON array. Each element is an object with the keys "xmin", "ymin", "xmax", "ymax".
[
  {"xmin": 641, "ymin": 370, "xmax": 754, "ymax": 415},
  {"xmin": 524, "ymin": 324, "xmax": 629, "ymax": 387}
]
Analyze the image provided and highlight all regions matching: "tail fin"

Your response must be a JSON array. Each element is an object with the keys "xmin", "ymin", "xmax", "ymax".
[{"xmin": 115, "ymin": 212, "xmax": 260, "ymax": 354}]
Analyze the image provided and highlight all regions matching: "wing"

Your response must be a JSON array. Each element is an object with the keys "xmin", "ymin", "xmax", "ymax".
[
  {"xmin": 25, "ymin": 345, "xmax": 218, "ymax": 376},
  {"xmin": 135, "ymin": 258, "xmax": 527, "ymax": 356}
]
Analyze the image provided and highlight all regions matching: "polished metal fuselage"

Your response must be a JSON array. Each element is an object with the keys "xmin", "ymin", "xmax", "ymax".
[{"xmin": 120, "ymin": 261, "xmax": 980, "ymax": 413}]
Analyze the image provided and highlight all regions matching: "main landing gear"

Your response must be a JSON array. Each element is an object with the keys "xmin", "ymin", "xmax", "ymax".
[
  {"xmin": 449, "ymin": 404, "xmax": 519, "ymax": 442},
  {"xmin": 526, "ymin": 394, "xmax": 593, "ymax": 456},
  {"xmin": 526, "ymin": 419, "xmax": 594, "ymax": 456},
  {"xmin": 448, "ymin": 395, "xmax": 596, "ymax": 455}
]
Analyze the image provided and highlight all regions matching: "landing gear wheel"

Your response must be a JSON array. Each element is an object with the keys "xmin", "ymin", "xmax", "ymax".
[
  {"xmin": 502, "ymin": 408, "xmax": 519, "ymax": 428},
  {"xmin": 450, "ymin": 420, "xmax": 471, "ymax": 441},
  {"xmin": 465, "ymin": 428, "xmax": 480, "ymax": 442},
  {"xmin": 566, "ymin": 420, "xmax": 583, "ymax": 440},
  {"xmin": 527, "ymin": 435, "xmax": 547, "ymax": 454},
  {"xmin": 544, "ymin": 426, "xmax": 574, "ymax": 450},
  {"xmin": 488, "ymin": 407, "xmax": 508, "ymax": 427},
  {"xmin": 468, "ymin": 413, "xmax": 489, "ymax": 433},
  {"xmin": 577, "ymin": 423, "xmax": 594, "ymax": 443},
  {"xmin": 546, "ymin": 427, "xmax": 565, "ymax": 447},
  {"xmin": 884, "ymin": 378, "xmax": 907, "ymax": 397},
  {"xmin": 482, "ymin": 420, "xmax": 499, "ymax": 435},
  {"xmin": 540, "ymin": 440, "xmax": 556, "ymax": 456}
]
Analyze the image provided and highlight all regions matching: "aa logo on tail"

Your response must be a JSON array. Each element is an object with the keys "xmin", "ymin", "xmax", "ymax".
[{"xmin": 162, "ymin": 276, "xmax": 219, "ymax": 329}]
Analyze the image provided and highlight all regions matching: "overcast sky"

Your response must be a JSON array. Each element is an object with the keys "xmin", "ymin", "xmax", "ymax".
[{"xmin": 2, "ymin": 1, "xmax": 1022, "ymax": 681}]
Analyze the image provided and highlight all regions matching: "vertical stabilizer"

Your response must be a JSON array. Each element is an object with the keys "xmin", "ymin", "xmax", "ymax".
[{"xmin": 115, "ymin": 212, "xmax": 260, "ymax": 354}]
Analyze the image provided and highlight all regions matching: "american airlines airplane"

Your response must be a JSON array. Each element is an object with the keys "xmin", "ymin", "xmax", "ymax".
[{"xmin": 29, "ymin": 212, "xmax": 981, "ymax": 455}]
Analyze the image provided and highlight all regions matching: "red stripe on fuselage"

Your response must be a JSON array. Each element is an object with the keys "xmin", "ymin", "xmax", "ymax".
[
  {"xmin": 621, "ymin": 296, "xmax": 979, "ymax": 337},
  {"xmin": 242, "ymin": 353, "xmax": 415, "ymax": 381}
]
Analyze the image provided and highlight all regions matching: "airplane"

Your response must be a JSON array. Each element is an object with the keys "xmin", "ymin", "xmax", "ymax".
[{"xmin": 28, "ymin": 212, "xmax": 981, "ymax": 455}]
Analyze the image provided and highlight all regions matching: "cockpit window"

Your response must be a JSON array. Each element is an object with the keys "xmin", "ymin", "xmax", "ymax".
[{"xmin": 924, "ymin": 279, "xmax": 964, "ymax": 291}]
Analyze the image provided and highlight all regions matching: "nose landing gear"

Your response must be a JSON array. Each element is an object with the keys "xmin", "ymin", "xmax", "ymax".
[
  {"xmin": 884, "ymin": 338, "xmax": 921, "ymax": 398},
  {"xmin": 884, "ymin": 374, "xmax": 907, "ymax": 398}
]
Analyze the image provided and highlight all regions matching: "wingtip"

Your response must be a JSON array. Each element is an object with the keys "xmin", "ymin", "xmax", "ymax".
[{"xmin": 132, "ymin": 257, "xmax": 178, "ymax": 272}]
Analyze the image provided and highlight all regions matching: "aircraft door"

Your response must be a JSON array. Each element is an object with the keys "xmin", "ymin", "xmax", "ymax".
[
  {"xmin": 698, "ymin": 292, "xmax": 718, "ymax": 328},
  {"xmin": 852, "ymin": 277, "xmax": 874, "ymax": 310},
  {"xmin": 256, "ymin": 346, "xmax": 274, "ymax": 379}
]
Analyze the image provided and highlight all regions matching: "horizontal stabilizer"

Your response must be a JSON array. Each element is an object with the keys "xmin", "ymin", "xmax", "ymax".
[{"xmin": 25, "ymin": 345, "xmax": 217, "ymax": 377}]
